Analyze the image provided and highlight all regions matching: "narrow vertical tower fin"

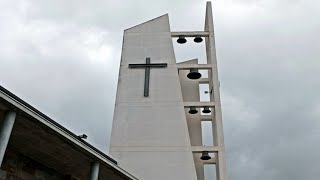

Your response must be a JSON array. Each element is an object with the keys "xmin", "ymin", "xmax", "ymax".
[{"xmin": 205, "ymin": 1, "xmax": 228, "ymax": 180}]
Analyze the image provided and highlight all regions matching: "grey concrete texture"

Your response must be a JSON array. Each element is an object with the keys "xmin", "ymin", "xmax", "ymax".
[
  {"xmin": 111, "ymin": 3, "xmax": 227, "ymax": 180},
  {"xmin": 110, "ymin": 14, "xmax": 198, "ymax": 180}
]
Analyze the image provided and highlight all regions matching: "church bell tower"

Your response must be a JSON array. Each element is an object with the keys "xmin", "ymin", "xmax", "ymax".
[{"xmin": 110, "ymin": 2, "xmax": 227, "ymax": 180}]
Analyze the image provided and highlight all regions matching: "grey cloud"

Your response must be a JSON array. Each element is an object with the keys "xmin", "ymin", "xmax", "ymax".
[
  {"xmin": 217, "ymin": 1, "xmax": 320, "ymax": 179},
  {"xmin": 0, "ymin": 0, "xmax": 319, "ymax": 179}
]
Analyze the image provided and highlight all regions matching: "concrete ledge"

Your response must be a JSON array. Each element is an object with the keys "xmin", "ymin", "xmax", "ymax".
[
  {"xmin": 182, "ymin": 78, "xmax": 209, "ymax": 84},
  {"xmin": 203, "ymin": 158, "xmax": 216, "ymax": 164},
  {"xmin": 110, "ymin": 146, "xmax": 219, "ymax": 152},
  {"xmin": 187, "ymin": 115, "xmax": 213, "ymax": 121},
  {"xmin": 110, "ymin": 146, "xmax": 191, "ymax": 152},
  {"xmin": 191, "ymin": 146, "xmax": 219, "ymax": 152},
  {"xmin": 184, "ymin": 102, "xmax": 215, "ymax": 108},
  {"xmin": 171, "ymin": 31, "xmax": 209, "ymax": 37},
  {"xmin": 198, "ymin": 78, "xmax": 210, "ymax": 84},
  {"xmin": 177, "ymin": 63, "xmax": 212, "ymax": 70}
]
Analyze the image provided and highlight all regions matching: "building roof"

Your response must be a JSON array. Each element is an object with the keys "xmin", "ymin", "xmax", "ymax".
[{"xmin": 0, "ymin": 85, "xmax": 138, "ymax": 180}]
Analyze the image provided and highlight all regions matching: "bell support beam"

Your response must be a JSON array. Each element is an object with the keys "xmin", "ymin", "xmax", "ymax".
[
  {"xmin": 111, "ymin": 146, "xmax": 219, "ymax": 152},
  {"xmin": 177, "ymin": 63, "xmax": 213, "ymax": 70},
  {"xmin": 171, "ymin": 31, "xmax": 210, "ymax": 37},
  {"xmin": 184, "ymin": 102, "xmax": 215, "ymax": 108},
  {"xmin": 187, "ymin": 115, "xmax": 214, "ymax": 121},
  {"xmin": 203, "ymin": 158, "xmax": 216, "ymax": 164},
  {"xmin": 191, "ymin": 146, "xmax": 219, "ymax": 153},
  {"xmin": 0, "ymin": 110, "xmax": 16, "ymax": 165},
  {"xmin": 198, "ymin": 78, "xmax": 210, "ymax": 84}
]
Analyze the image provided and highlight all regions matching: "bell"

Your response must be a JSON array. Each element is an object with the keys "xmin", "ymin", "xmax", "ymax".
[
  {"xmin": 177, "ymin": 35, "xmax": 187, "ymax": 44},
  {"xmin": 194, "ymin": 35, "xmax": 203, "ymax": 43},
  {"xmin": 189, "ymin": 106, "xmax": 198, "ymax": 114},
  {"xmin": 200, "ymin": 151, "xmax": 211, "ymax": 160},
  {"xmin": 202, "ymin": 107, "xmax": 211, "ymax": 114},
  {"xmin": 187, "ymin": 68, "xmax": 202, "ymax": 79}
]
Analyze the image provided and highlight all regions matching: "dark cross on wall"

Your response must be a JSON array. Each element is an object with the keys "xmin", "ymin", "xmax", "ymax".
[{"xmin": 128, "ymin": 57, "xmax": 167, "ymax": 97}]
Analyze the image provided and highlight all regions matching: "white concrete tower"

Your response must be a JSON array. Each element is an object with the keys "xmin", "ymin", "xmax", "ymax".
[{"xmin": 110, "ymin": 2, "xmax": 227, "ymax": 180}]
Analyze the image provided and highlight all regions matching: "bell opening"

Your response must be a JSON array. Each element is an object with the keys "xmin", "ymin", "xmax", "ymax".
[
  {"xmin": 187, "ymin": 68, "xmax": 202, "ymax": 79},
  {"xmin": 194, "ymin": 36, "xmax": 203, "ymax": 43},
  {"xmin": 177, "ymin": 35, "xmax": 187, "ymax": 44},
  {"xmin": 202, "ymin": 107, "xmax": 211, "ymax": 114},
  {"xmin": 189, "ymin": 106, "xmax": 198, "ymax": 114},
  {"xmin": 200, "ymin": 151, "xmax": 211, "ymax": 160}
]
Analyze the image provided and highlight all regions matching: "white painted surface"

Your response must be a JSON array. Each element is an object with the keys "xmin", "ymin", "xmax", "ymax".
[
  {"xmin": 111, "ymin": 2, "xmax": 228, "ymax": 180},
  {"xmin": 178, "ymin": 59, "xmax": 204, "ymax": 180},
  {"xmin": 110, "ymin": 15, "xmax": 198, "ymax": 180},
  {"xmin": 204, "ymin": 2, "xmax": 228, "ymax": 180}
]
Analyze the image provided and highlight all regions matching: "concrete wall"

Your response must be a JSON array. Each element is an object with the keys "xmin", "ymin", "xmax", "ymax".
[
  {"xmin": 110, "ymin": 15, "xmax": 198, "ymax": 180},
  {"xmin": 110, "ymin": 2, "xmax": 228, "ymax": 180}
]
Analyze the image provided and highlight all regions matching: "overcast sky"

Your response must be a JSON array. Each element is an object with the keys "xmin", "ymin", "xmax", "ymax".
[{"xmin": 1, "ymin": 0, "xmax": 320, "ymax": 179}]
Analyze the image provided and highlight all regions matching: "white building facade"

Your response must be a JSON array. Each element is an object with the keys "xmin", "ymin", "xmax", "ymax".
[{"xmin": 110, "ymin": 2, "xmax": 227, "ymax": 180}]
